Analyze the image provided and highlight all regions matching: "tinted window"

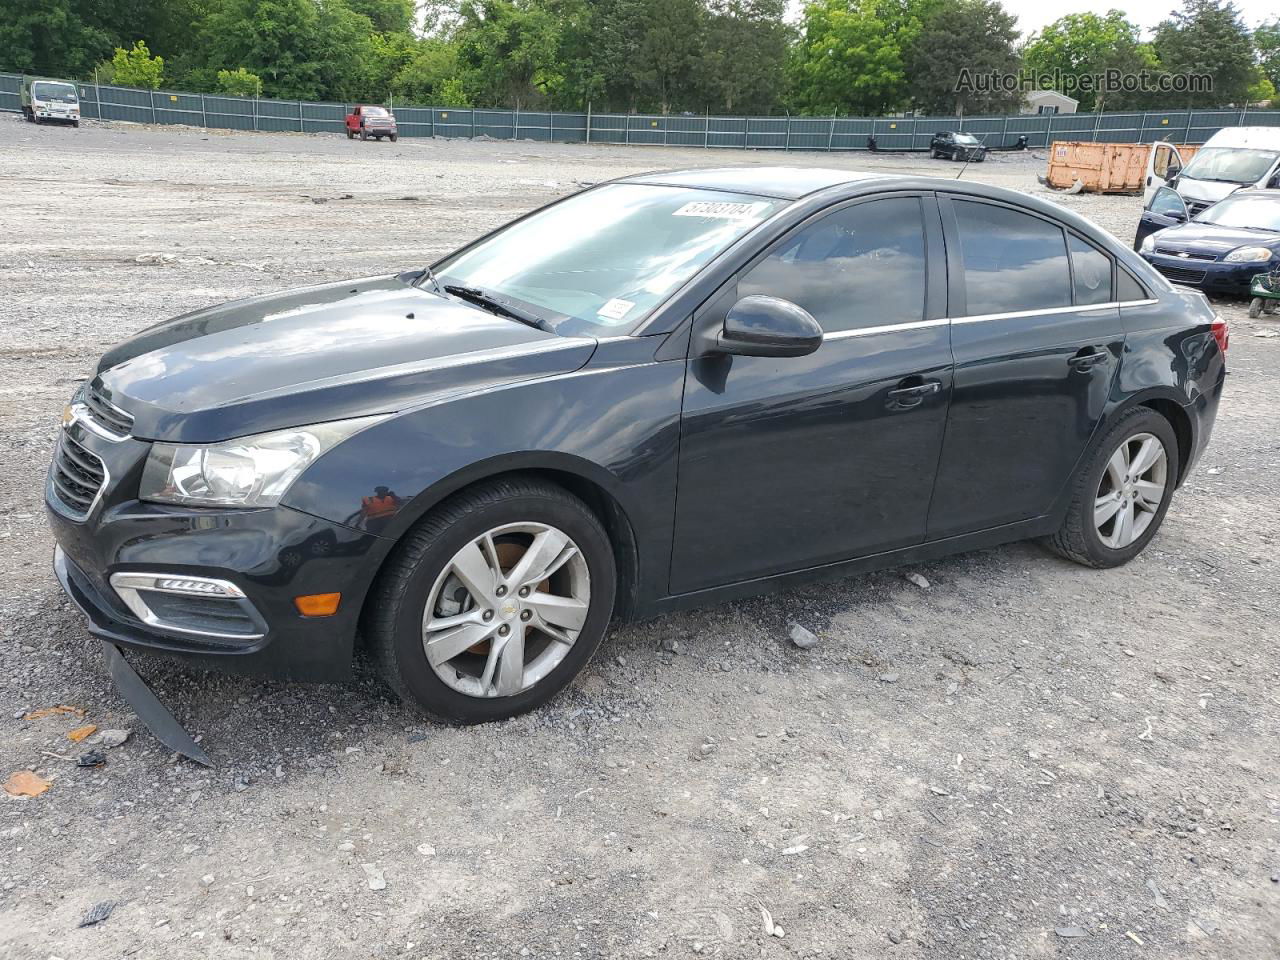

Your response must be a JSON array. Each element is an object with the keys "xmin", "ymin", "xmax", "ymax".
[
  {"xmin": 739, "ymin": 198, "xmax": 926, "ymax": 333},
  {"xmin": 1068, "ymin": 234, "xmax": 1113, "ymax": 305},
  {"xmin": 1118, "ymin": 268, "xmax": 1147, "ymax": 302},
  {"xmin": 954, "ymin": 200, "xmax": 1071, "ymax": 315}
]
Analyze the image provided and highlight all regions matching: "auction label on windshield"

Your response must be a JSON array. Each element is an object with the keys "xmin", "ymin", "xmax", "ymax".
[
  {"xmin": 673, "ymin": 201, "xmax": 769, "ymax": 220},
  {"xmin": 597, "ymin": 298, "xmax": 635, "ymax": 321}
]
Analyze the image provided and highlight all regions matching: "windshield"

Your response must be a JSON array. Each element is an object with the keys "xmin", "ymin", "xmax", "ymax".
[
  {"xmin": 363, "ymin": 106, "xmax": 389, "ymax": 117},
  {"xmin": 1195, "ymin": 193, "xmax": 1280, "ymax": 232},
  {"xmin": 954, "ymin": 134, "xmax": 979, "ymax": 145},
  {"xmin": 1181, "ymin": 147, "xmax": 1279, "ymax": 185},
  {"xmin": 435, "ymin": 184, "xmax": 788, "ymax": 336},
  {"xmin": 33, "ymin": 82, "xmax": 78, "ymax": 103}
]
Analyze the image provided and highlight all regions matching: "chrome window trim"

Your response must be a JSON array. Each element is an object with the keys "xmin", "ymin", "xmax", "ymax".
[
  {"xmin": 109, "ymin": 572, "xmax": 267, "ymax": 641},
  {"xmin": 816, "ymin": 298, "xmax": 1158, "ymax": 341},
  {"xmin": 823, "ymin": 318, "xmax": 949, "ymax": 340}
]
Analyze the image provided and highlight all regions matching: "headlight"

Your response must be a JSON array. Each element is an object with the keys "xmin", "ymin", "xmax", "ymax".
[
  {"xmin": 139, "ymin": 415, "xmax": 386, "ymax": 508},
  {"xmin": 1140, "ymin": 233, "xmax": 1156, "ymax": 253},
  {"xmin": 1223, "ymin": 246, "xmax": 1273, "ymax": 263}
]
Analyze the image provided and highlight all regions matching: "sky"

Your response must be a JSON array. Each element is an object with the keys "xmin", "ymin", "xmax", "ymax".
[{"xmin": 998, "ymin": 0, "xmax": 1276, "ymax": 38}]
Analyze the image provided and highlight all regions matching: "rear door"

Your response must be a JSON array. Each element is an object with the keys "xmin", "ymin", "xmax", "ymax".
[
  {"xmin": 1144, "ymin": 142, "xmax": 1186, "ymax": 205},
  {"xmin": 669, "ymin": 193, "xmax": 953, "ymax": 594},
  {"xmin": 926, "ymin": 196, "xmax": 1125, "ymax": 540}
]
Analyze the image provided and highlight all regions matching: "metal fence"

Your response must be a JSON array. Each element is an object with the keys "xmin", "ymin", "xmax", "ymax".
[{"xmin": 3, "ymin": 72, "xmax": 1277, "ymax": 151}]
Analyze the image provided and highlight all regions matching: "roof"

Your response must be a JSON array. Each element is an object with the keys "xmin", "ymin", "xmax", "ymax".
[
  {"xmin": 619, "ymin": 166, "xmax": 899, "ymax": 200},
  {"xmin": 1202, "ymin": 126, "xmax": 1280, "ymax": 149},
  {"xmin": 1026, "ymin": 89, "xmax": 1079, "ymax": 107}
]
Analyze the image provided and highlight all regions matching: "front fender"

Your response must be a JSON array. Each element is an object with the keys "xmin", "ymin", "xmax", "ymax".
[{"xmin": 282, "ymin": 357, "xmax": 686, "ymax": 606}]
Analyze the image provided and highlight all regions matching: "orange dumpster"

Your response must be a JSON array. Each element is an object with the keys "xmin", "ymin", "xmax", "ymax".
[{"xmin": 1043, "ymin": 141, "xmax": 1201, "ymax": 194}]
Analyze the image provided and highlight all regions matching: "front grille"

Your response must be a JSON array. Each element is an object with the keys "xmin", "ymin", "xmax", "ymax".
[
  {"xmin": 1155, "ymin": 247, "xmax": 1217, "ymax": 261},
  {"xmin": 51, "ymin": 431, "xmax": 107, "ymax": 517},
  {"xmin": 1155, "ymin": 264, "xmax": 1208, "ymax": 285},
  {"xmin": 83, "ymin": 384, "xmax": 133, "ymax": 436},
  {"xmin": 1186, "ymin": 200, "xmax": 1211, "ymax": 218}
]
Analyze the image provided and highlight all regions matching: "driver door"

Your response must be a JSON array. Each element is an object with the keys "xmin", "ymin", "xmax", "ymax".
[
  {"xmin": 668, "ymin": 194, "xmax": 953, "ymax": 594},
  {"xmin": 1144, "ymin": 142, "xmax": 1185, "ymax": 205},
  {"xmin": 1134, "ymin": 185, "xmax": 1189, "ymax": 251}
]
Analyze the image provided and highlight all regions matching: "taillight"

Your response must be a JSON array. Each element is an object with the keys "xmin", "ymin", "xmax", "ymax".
[{"xmin": 1211, "ymin": 314, "xmax": 1229, "ymax": 355}]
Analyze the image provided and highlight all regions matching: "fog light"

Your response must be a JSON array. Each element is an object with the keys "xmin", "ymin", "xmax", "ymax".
[{"xmin": 295, "ymin": 593, "xmax": 341, "ymax": 616}]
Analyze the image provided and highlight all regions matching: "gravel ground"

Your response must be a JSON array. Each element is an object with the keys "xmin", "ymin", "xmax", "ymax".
[{"xmin": 1, "ymin": 114, "xmax": 1278, "ymax": 960}]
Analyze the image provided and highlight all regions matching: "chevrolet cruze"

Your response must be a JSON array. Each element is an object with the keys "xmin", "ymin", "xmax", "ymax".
[{"xmin": 47, "ymin": 168, "xmax": 1227, "ymax": 729}]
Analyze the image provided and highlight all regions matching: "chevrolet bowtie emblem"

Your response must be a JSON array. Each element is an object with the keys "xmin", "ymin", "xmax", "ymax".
[{"xmin": 1177, "ymin": 251, "xmax": 1191, "ymax": 258}]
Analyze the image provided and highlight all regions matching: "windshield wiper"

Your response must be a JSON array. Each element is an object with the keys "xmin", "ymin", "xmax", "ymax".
[
  {"xmin": 444, "ymin": 284, "xmax": 552, "ymax": 332},
  {"xmin": 417, "ymin": 265, "xmax": 444, "ymax": 295}
]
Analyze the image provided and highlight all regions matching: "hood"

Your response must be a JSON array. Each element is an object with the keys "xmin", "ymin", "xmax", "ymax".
[
  {"xmin": 1149, "ymin": 221, "xmax": 1280, "ymax": 258},
  {"xmin": 1174, "ymin": 177, "xmax": 1240, "ymax": 205},
  {"xmin": 95, "ymin": 275, "xmax": 597, "ymax": 443}
]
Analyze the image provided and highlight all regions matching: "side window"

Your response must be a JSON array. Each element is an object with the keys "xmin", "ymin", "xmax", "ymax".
[
  {"xmin": 953, "ymin": 199, "xmax": 1072, "ymax": 315},
  {"xmin": 1118, "ymin": 267, "xmax": 1148, "ymax": 302},
  {"xmin": 1068, "ymin": 234, "xmax": 1113, "ymax": 306},
  {"xmin": 738, "ymin": 197, "xmax": 927, "ymax": 334},
  {"xmin": 1148, "ymin": 186, "xmax": 1187, "ymax": 219}
]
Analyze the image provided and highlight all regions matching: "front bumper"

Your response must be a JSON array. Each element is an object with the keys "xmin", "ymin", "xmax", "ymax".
[
  {"xmin": 363, "ymin": 125, "xmax": 397, "ymax": 136},
  {"xmin": 46, "ymin": 422, "xmax": 391, "ymax": 681},
  {"xmin": 1141, "ymin": 253, "xmax": 1267, "ymax": 295}
]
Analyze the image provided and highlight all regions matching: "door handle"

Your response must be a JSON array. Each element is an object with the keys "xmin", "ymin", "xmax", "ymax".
[
  {"xmin": 887, "ymin": 381, "xmax": 941, "ymax": 399},
  {"xmin": 1068, "ymin": 347, "xmax": 1109, "ymax": 371},
  {"xmin": 886, "ymin": 379, "xmax": 941, "ymax": 410}
]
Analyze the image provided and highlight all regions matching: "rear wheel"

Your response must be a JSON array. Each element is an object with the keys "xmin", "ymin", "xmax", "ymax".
[
  {"xmin": 368, "ymin": 478, "xmax": 616, "ymax": 724},
  {"xmin": 1250, "ymin": 297, "xmax": 1264, "ymax": 318},
  {"xmin": 1045, "ymin": 407, "xmax": 1179, "ymax": 568}
]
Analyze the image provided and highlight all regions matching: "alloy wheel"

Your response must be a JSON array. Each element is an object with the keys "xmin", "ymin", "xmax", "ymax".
[
  {"xmin": 1094, "ymin": 432, "xmax": 1168, "ymax": 549},
  {"xmin": 421, "ymin": 522, "xmax": 590, "ymax": 698}
]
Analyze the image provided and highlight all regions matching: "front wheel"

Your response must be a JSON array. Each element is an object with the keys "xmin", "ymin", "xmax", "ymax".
[
  {"xmin": 1250, "ymin": 297, "xmax": 1264, "ymax": 318},
  {"xmin": 389, "ymin": 134, "xmax": 398, "ymax": 142},
  {"xmin": 347, "ymin": 128, "xmax": 354, "ymax": 140},
  {"xmin": 1045, "ymin": 407, "xmax": 1179, "ymax": 568},
  {"xmin": 368, "ymin": 478, "xmax": 616, "ymax": 724}
]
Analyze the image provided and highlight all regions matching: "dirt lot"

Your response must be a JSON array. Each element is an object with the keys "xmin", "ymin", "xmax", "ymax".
[{"xmin": 1, "ymin": 114, "xmax": 1278, "ymax": 960}]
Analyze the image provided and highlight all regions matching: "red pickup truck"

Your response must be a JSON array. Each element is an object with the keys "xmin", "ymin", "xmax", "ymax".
[{"xmin": 345, "ymin": 105, "xmax": 398, "ymax": 142}]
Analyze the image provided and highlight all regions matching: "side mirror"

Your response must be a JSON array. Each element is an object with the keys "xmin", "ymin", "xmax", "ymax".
[{"xmin": 711, "ymin": 295, "xmax": 823, "ymax": 358}]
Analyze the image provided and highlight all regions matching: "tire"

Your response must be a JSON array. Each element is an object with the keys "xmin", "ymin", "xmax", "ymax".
[
  {"xmin": 360, "ymin": 128, "xmax": 368, "ymax": 141},
  {"xmin": 368, "ymin": 477, "xmax": 617, "ymax": 724},
  {"xmin": 1250, "ymin": 297, "xmax": 1264, "ymax": 318},
  {"xmin": 1045, "ymin": 407, "xmax": 1180, "ymax": 569},
  {"xmin": 389, "ymin": 134, "xmax": 397, "ymax": 142},
  {"xmin": 347, "ymin": 129, "xmax": 354, "ymax": 140},
  {"xmin": 72, "ymin": 120, "xmax": 79, "ymax": 128}
]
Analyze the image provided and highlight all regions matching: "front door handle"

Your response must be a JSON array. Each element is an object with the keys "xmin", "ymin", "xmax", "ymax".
[
  {"xmin": 1068, "ymin": 347, "xmax": 1109, "ymax": 371},
  {"xmin": 886, "ymin": 379, "xmax": 941, "ymax": 410}
]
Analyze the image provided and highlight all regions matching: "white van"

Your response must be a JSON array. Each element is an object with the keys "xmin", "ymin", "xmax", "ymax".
[{"xmin": 1144, "ymin": 126, "xmax": 1280, "ymax": 217}]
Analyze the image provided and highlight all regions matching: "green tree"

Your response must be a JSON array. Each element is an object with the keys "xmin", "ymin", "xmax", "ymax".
[
  {"xmin": 109, "ymin": 39, "xmax": 165, "ymax": 88},
  {"xmin": 0, "ymin": 0, "xmax": 111, "ymax": 77},
  {"xmin": 700, "ymin": 0, "xmax": 790, "ymax": 113},
  {"xmin": 636, "ymin": 0, "xmax": 704, "ymax": 113},
  {"xmin": 1255, "ymin": 19, "xmax": 1280, "ymax": 95},
  {"xmin": 346, "ymin": 0, "xmax": 415, "ymax": 33},
  {"xmin": 216, "ymin": 66, "xmax": 263, "ymax": 96},
  {"xmin": 1024, "ymin": 12, "xmax": 1159, "ymax": 111},
  {"xmin": 391, "ymin": 39, "xmax": 463, "ymax": 102},
  {"xmin": 788, "ymin": 0, "xmax": 908, "ymax": 115},
  {"xmin": 455, "ymin": 0, "xmax": 561, "ymax": 107},
  {"xmin": 1152, "ymin": 0, "xmax": 1255, "ymax": 107},
  {"xmin": 904, "ymin": 0, "xmax": 1021, "ymax": 115}
]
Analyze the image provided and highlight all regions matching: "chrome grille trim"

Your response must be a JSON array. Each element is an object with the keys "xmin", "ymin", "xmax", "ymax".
[{"xmin": 51, "ymin": 431, "xmax": 109, "ymax": 519}]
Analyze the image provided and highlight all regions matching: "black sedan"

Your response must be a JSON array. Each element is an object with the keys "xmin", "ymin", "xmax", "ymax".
[
  {"xmin": 47, "ymin": 168, "xmax": 1225, "ymax": 742},
  {"xmin": 931, "ymin": 131, "xmax": 987, "ymax": 162},
  {"xmin": 1137, "ymin": 188, "xmax": 1280, "ymax": 295}
]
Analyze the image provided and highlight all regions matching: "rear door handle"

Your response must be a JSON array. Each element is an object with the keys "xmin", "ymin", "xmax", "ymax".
[{"xmin": 1068, "ymin": 347, "xmax": 1109, "ymax": 370}]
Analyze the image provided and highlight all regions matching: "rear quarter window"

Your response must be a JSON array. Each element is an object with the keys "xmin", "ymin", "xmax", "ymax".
[{"xmin": 1068, "ymin": 234, "xmax": 1114, "ymax": 306}]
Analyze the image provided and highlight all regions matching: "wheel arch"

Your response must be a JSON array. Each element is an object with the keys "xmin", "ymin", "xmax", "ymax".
[
  {"xmin": 1107, "ymin": 389, "xmax": 1194, "ymax": 485},
  {"xmin": 361, "ymin": 455, "xmax": 643, "ymax": 627}
]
